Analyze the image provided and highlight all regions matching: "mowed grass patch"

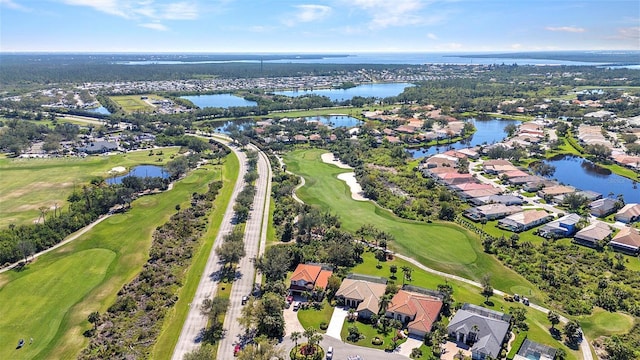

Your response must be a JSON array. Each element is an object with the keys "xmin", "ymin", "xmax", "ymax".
[
  {"xmin": 109, "ymin": 94, "xmax": 163, "ymax": 113},
  {"xmin": 283, "ymin": 148, "xmax": 540, "ymax": 295},
  {"xmin": 297, "ymin": 300, "xmax": 334, "ymax": 333},
  {"xmin": 0, "ymin": 147, "xmax": 180, "ymax": 228},
  {"xmin": 578, "ymin": 307, "xmax": 635, "ymax": 339},
  {"xmin": 153, "ymin": 153, "xmax": 239, "ymax": 359},
  {"xmin": 0, "ymin": 165, "xmax": 219, "ymax": 360},
  {"xmin": 0, "ymin": 249, "xmax": 115, "ymax": 360}
]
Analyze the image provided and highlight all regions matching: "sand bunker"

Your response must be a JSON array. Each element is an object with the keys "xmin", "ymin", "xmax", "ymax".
[
  {"xmin": 321, "ymin": 153, "xmax": 352, "ymax": 169},
  {"xmin": 109, "ymin": 166, "xmax": 126, "ymax": 174},
  {"xmin": 337, "ymin": 172, "xmax": 368, "ymax": 201}
]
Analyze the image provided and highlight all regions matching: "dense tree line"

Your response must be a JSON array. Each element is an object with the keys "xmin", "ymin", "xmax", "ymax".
[
  {"xmin": 0, "ymin": 175, "xmax": 167, "ymax": 266},
  {"xmin": 79, "ymin": 180, "xmax": 223, "ymax": 359}
]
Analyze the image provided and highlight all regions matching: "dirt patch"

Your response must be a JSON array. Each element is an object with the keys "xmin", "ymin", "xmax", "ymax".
[
  {"xmin": 109, "ymin": 166, "xmax": 126, "ymax": 174},
  {"xmin": 366, "ymin": 164, "xmax": 398, "ymax": 174}
]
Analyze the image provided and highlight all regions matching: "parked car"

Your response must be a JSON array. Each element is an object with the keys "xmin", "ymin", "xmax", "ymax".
[
  {"xmin": 326, "ymin": 346, "xmax": 333, "ymax": 359},
  {"xmin": 241, "ymin": 295, "xmax": 249, "ymax": 305},
  {"xmin": 293, "ymin": 301, "xmax": 301, "ymax": 311},
  {"xmin": 234, "ymin": 344, "xmax": 241, "ymax": 356},
  {"xmin": 286, "ymin": 295, "xmax": 294, "ymax": 304},
  {"xmin": 503, "ymin": 295, "xmax": 514, "ymax": 302},
  {"xmin": 522, "ymin": 297, "xmax": 530, "ymax": 306},
  {"xmin": 513, "ymin": 294, "xmax": 520, "ymax": 302}
]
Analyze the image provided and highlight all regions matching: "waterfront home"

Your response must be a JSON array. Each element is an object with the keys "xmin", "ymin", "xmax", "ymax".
[
  {"xmin": 538, "ymin": 213, "xmax": 581, "ymax": 238},
  {"xmin": 609, "ymin": 227, "xmax": 640, "ymax": 255},
  {"xmin": 589, "ymin": 198, "xmax": 619, "ymax": 217},
  {"xmin": 514, "ymin": 339, "xmax": 557, "ymax": 360},
  {"xmin": 289, "ymin": 263, "xmax": 333, "ymax": 296},
  {"xmin": 464, "ymin": 204, "xmax": 522, "ymax": 221},
  {"xmin": 614, "ymin": 203, "xmax": 640, "ymax": 223},
  {"xmin": 498, "ymin": 210, "xmax": 552, "ymax": 232},
  {"xmin": 537, "ymin": 185, "xmax": 575, "ymax": 200},
  {"xmin": 461, "ymin": 188, "xmax": 503, "ymax": 202},
  {"xmin": 335, "ymin": 274, "xmax": 387, "ymax": 320},
  {"xmin": 574, "ymin": 222, "xmax": 612, "ymax": 248},
  {"xmin": 470, "ymin": 194, "xmax": 523, "ymax": 206},
  {"xmin": 386, "ymin": 288, "xmax": 443, "ymax": 338},
  {"xmin": 448, "ymin": 304, "xmax": 511, "ymax": 360}
]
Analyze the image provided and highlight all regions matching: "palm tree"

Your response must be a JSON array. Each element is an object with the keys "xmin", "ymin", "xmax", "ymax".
[
  {"xmin": 547, "ymin": 311, "xmax": 560, "ymax": 330},
  {"xmin": 401, "ymin": 266, "xmax": 412, "ymax": 284},
  {"xmin": 378, "ymin": 294, "xmax": 391, "ymax": 315},
  {"xmin": 290, "ymin": 331, "xmax": 301, "ymax": 354}
]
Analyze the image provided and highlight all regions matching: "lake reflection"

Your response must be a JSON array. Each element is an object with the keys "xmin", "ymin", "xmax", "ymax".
[{"xmin": 543, "ymin": 155, "xmax": 639, "ymax": 203}]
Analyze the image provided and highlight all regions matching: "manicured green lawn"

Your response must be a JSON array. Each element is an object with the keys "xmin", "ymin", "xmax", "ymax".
[
  {"xmin": 109, "ymin": 94, "xmax": 165, "ymax": 113},
  {"xmin": 284, "ymin": 148, "xmax": 540, "ymax": 295},
  {"xmin": 152, "ymin": 153, "xmax": 239, "ymax": 359},
  {"xmin": 297, "ymin": 300, "xmax": 334, "ymax": 333},
  {"xmin": 0, "ymin": 147, "xmax": 180, "ymax": 228},
  {"xmin": 578, "ymin": 307, "xmax": 635, "ymax": 340},
  {"xmin": 0, "ymin": 249, "xmax": 115, "ymax": 360},
  {"xmin": 0, "ymin": 163, "xmax": 220, "ymax": 360},
  {"xmin": 340, "ymin": 318, "xmax": 406, "ymax": 351}
]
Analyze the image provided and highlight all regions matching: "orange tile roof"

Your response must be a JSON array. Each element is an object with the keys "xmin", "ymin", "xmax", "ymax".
[
  {"xmin": 388, "ymin": 290, "xmax": 443, "ymax": 334},
  {"xmin": 291, "ymin": 264, "xmax": 322, "ymax": 283},
  {"xmin": 315, "ymin": 270, "xmax": 333, "ymax": 290}
]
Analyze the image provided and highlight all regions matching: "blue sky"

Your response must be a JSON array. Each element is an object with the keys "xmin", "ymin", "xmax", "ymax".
[{"xmin": 1, "ymin": 0, "xmax": 638, "ymax": 52}]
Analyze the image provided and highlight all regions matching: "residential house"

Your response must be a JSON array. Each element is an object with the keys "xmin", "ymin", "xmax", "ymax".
[
  {"xmin": 464, "ymin": 204, "xmax": 522, "ymax": 221},
  {"xmin": 448, "ymin": 304, "xmax": 511, "ymax": 360},
  {"xmin": 609, "ymin": 227, "xmax": 640, "ymax": 255},
  {"xmin": 78, "ymin": 141, "xmax": 118, "ymax": 154},
  {"xmin": 469, "ymin": 195, "xmax": 523, "ymax": 206},
  {"xmin": 589, "ymin": 198, "xmax": 619, "ymax": 218},
  {"xmin": 614, "ymin": 203, "xmax": 640, "ymax": 223},
  {"xmin": 460, "ymin": 188, "xmax": 503, "ymax": 201},
  {"xmin": 514, "ymin": 339, "xmax": 557, "ymax": 360},
  {"xmin": 538, "ymin": 213, "xmax": 582, "ymax": 238},
  {"xmin": 574, "ymin": 222, "xmax": 612, "ymax": 248},
  {"xmin": 386, "ymin": 288, "xmax": 443, "ymax": 338},
  {"xmin": 335, "ymin": 275, "xmax": 387, "ymax": 320},
  {"xmin": 522, "ymin": 180, "xmax": 556, "ymax": 192},
  {"xmin": 537, "ymin": 185, "xmax": 575, "ymax": 200},
  {"xmin": 498, "ymin": 210, "xmax": 552, "ymax": 232},
  {"xmin": 289, "ymin": 263, "xmax": 333, "ymax": 296}
]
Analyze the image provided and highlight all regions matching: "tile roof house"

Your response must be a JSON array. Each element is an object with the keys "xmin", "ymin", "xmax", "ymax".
[
  {"xmin": 609, "ymin": 227, "xmax": 640, "ymax": 255},
  {"xmin": 386, "ymin": 289, "xmax": 443, "ymax": 338},
  {"xmin": 335, "ymin": 275, "xmax": 387, "ymax": 319},
  {"xmin": 498, "ymin": 210, "xmax": 552, "ymax": 233},
  {"xmin": 589, "ymin": 198, "xmax": 619, "ymax": 218},
  {"xmin": 448, "ymin": 304, "xmax": 511, "ymax": 360},
  {"xmin": 290, "ymin": 263, "xmax": 333, "ymax": 295},
  {"xmin": 614, "ymin": 203, "xmax": 640, "ymax": 224},
  {"xmin": 470, "ymin": 195, "xmax": 524, "ymax": 206},
  {"xmin": 574, "ymin": 222, "xmax": 612, "ymax": 248},
  {"xmin": 538, "ymin": 213, "xmax": 582, "ymax": 238},
  {"xmin": 537, "ymin": 185, "xmax": 575, "ymax": 199},
  {"xmin": 464, "ymin": 204, "xmax": 522, "ymax": 221}
]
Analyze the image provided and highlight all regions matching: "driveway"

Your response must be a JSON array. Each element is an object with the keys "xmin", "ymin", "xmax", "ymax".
[
  {"xmin": 284, "ymin": 306, "xmax": 305, "ymax": 336},
  {"xmin": 396, "ymin": 336, "xmax": 423, "ymax": 357},
  {"xmin": 326, "ymin": 306, "xmax": 349, "ymax": 339}
]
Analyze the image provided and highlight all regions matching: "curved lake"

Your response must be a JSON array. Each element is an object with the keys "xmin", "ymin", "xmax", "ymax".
[
  {"xmin": 542, "ymin": 155, "xmax": 639, "ymax": 203},
  {"xmin": 273, "ymin": 82, "xmax": 414, "ymax": 101},
  {"xmin": 108, "ymin": 165, "xmax": 169, "ymax": 184},
  {"xmin": 305, "ymin": 115, "xmax": 361, "ymax": 128},
  {"xmin": 180, "ymin": 94, "xmax": 257, "ymax": 108},
  {"xmin": 87, "ymin": 106, "xmax": 111, "ymax": 115},
  {"xmin": 409, "ymin": 118, "xmax": 520, "ymax": 158}
]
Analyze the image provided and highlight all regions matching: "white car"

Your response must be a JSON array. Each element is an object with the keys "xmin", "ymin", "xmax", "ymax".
[
  {"xmin": 293, "ymin": 301, "xmax": 301, "ymax": 311},
  {"xmin": 326, "ymin": 346, "xmax": 333, "ymax": 359}
]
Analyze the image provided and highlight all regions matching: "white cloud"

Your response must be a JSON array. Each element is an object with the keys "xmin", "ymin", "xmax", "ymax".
[
  {"xmin": 283, "ymin": 4, "xmax": 332, "ymax": 26},
  {"xmin": 348, "ymin": 0, "xmax": 443, "ymax": 28},
  {"xmin": 427, "ymin": 32, "xmax": 438, "ymax": 40},
  {"xmin": 511, "ymin": 43, "xmax": 522, "ymax": 49},
  {"xmin": 545, "ymin": 26, "xmax": 586, "ymax": 33},
  {"xmin": 139, "ymin": 22, "xmax": 169, "ymax": 31},
  {"xmin": 617, "ymin": 26, "xmax": 640, "ymax": 39},
  {"xmin": 59, "ymin": 0, "xmax": 198, "ymax": 21},
  {"xmin": 0, "ymin": 0, "xmax": 31, "ymax": 11}
]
